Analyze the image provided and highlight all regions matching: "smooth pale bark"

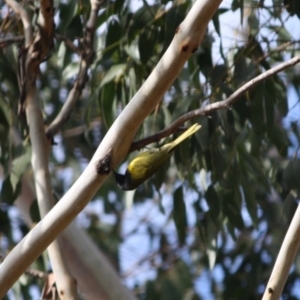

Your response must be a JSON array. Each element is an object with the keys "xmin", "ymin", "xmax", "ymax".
[
  {"xmin": 14, "ymin": 175, "xmax": 133, "ymax": 300},
  {"xmin": 262, "ymin": 205, "xmax": 300, "ymax": 300}
]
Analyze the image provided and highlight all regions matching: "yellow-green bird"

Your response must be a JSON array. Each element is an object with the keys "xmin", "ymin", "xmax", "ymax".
[{"xmin": 114, "ymin": 123, "xmax": 201, "ymax": 190}]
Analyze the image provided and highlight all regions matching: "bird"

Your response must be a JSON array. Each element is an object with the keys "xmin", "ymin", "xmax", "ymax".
[{"xmin": 114, "ymin": 123, "xmax": 201, "ymax": 190}]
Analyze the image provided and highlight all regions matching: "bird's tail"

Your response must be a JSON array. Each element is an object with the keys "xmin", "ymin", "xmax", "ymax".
[{"xmin": 163, "ymin": 123, "xmax": 201, "ymax": 152}]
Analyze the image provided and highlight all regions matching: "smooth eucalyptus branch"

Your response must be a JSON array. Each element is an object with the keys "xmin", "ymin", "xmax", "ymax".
[
  {"xmin": 25, "ymin": 90, "xmax": 78, "ymax": 300},
  {"xmin": 46, "ymin": 0, "xmax": 105, "ymax": 139},
  {"xmin": 129, "ymin": 54, "xmax": 300, "ymax": 152},
  {"xmin": 4, "ymin": 0, "xmax": 78, "ymax": 299},
  {"xmin": 26, "ymin": 1, "xmax": 77, "ymax": 297},
  {"xmin": 262, "ymin": 204, "xmax": 300, "ymax": 300},
  {"xmin": 12, "ymin": 172, "xmax": 134, "ymax": 300}
]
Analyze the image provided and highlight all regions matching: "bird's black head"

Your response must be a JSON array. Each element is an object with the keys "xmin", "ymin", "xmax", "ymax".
[{"xmin": 114, "ymin": 171, "xmax": 134, "ymax": 191}]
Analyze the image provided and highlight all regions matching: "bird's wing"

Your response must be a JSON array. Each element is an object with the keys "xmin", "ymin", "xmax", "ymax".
[{"xmin": 127, "ymin": 148, "xmax": 171, "ymax": 185}]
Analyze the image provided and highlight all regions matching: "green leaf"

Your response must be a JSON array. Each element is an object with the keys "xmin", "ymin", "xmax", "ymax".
[
  {"xmin": 205, "ymin": 185, "xmax": 220, "ymax": 220},
  {"xmin": 238, "ymin": 147, "xmax": 269, "ymax": 189},
  {"xmin": 104, "ymin": 19, "xmax": 122, "ymax": 60},
  {"xmin": 58, "ymin": 1, "xmax": 78, "ymax": 32},
  {"xmin": 282, "ymin": 192, "xmax": 298, "ymax": 223},
  {"xmin": 284, "ymin": 0, "xmax": 300, "ymax": 18},
  {"xmin": 173, "ymin": 186, "xmax": 187, "ymax": 246},
  {"xmin": 0, "ymin": 145, "xmax": 31, "ymax": 204},
  {"xmin": 0, "ymin": 208, "xmax": 11, "ymax": 237},
  {"xmin": 201, "ymin": 211, "xmax": 219, "ymax": 270},
  {"xmin": 197, "ymin": 44, "xmax": 213, "ymax": 79},
  {"xmin": 124, "ymin": 42, "xmax": 140, "ymax": 62},
  {"xmin": 212, "ymin": 10, "xmax": 221, "ymax": 36},
  {"xmin": 66, "ymin": 15, "xmax": 83, "ymax": 39},
  {"xmin": 114, "ymin": 0, "xmax": 127, "ymax": 13},
  {"xmin": 1, "ymin": 177, "xmax": 22, "ymax": 205},
  {"xmin": 145, "ymin": 280, "xmax": 159, "ymax": 300},
  {"xmin": 206, "ymin": 235, "xmax": 217, "ymax": 270},
  {"xmin": 268, "ymin": 125, "xmax": 289, "ymax": 157},
  {"xmin": 241, "ymin": 176, "xmax": 258, "ymax": 225},
  {"xmin": 222, "ymin": 191, "xmax": 244, "ymax": 230},
  {"xmin": 100, "ymin": 64, "xmax": 126, "ymax": 87},
  {"xmin": 283, "ymin": 159, "xmax": 300, "ymax": 191},
  {"xmin": 29, "ymin": 199, "xmax": 41, "ymax": 223},
  {"xmin": 11, "ymin": 145, "xmax": 31, "ymax": 184},
  {"xmin": 138, "ymin": 27, "xmax": 158, "ymax": 64},
  {"xmin": 62, "ymin": 62, "xmax": 80, "ymax": 81},
  {"xmin": 276, "ymin": 26, "xmax": 292, "ymax": 43},
  {"xmin": 153, "ymin": 260, "xmax": 193, "ymax": 300},
  {"xmin": 233, "ymin": 51, "xmax": 257, "ymax": 86},
  {"xmin": 98, "ymin": 81, "xmax": 116, "ymax": 129},
  {"xmin": 231, "ymin": 0, "xmax": 244, "ymax": 23},
  {"xmin": 57, "ymin": 42, "xmax": 67, "ymax": 69},
  {"xmin": 273, "ymin": 79, "xmax": 288, "ymax": 117},
  {"xmin": 0, "ymin": 97, "xmax": 10, "ymax": 145},
  {"xmin": 164, "ymin": 4, "xmax": 187, "ymax": 49},
  {"xmin": 127, "ymin": 5, "xmax": 159, "ymax": 42},
  {"xmin": 153, "ymin": 156, "xmax": 170, "ymax": 192},
  {"xmin": 249, "ymin": 83, "xmax": 266, "ymax": 134},
  {"xmin": 210, "ymin": 64, "xmax": 228, "ymax": 88},
  {"xmin": 0, "ymin": 96, "xmax": 9, "ymax": 127}
]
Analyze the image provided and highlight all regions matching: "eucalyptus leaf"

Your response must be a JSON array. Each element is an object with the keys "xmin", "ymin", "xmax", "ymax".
[{"xmin": 173, "ymin": 186, "xmax": 187, "ymax": 246}]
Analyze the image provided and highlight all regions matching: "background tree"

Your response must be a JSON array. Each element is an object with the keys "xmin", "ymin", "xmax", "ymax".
[{"xmin": 0, "ymin": 0, "xmax": 300, "ymax": 299}]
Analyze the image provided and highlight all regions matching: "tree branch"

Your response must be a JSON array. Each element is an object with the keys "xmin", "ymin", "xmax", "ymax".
[
  {"xmin": 5, "ymin": 0, "xmax": 32, "ymax": 46},
  {"xmin": 10, "ymin": 169, "xmax": 136, "ymax": 300},
  {"xmin": 55, "ymin": 33, "xmax": 80, "ymax": 54},
  {"xmin": 25, "ymin": 89, "xmax": 78, "ymax": 299},
  {"xmin": 129, "ymin": 54, "xmax": 300, "ymax": 152},
  {"xmin": 262, "ymin": 204, "xmax": 300, "ymax": 300},
  {"xmin": 5, "ymin": 0, "xmax": 78, "ymax": 298},
  {"xmin": 0, "ymin": 35, "xmax": 24, "ymax": 48},
  {"xmin": 38, "ymin": 0, "xmax": 55, "ymax": 36},
  {"xmin": 46, "ymin": 0, "xmax": 105, "ymax": 139}
]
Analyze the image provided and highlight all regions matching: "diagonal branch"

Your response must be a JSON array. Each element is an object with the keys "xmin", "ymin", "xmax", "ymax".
[
  {"xmin": 0, "ymin": 35, "xmax": 24, "ymax": 48},
  {"xmin": 129, "ymin": 54, "xmax": 300, "ymax": 152},
  {"xmin": 262, "ymin": 204, "xmax": 300, "ymax": 300}
]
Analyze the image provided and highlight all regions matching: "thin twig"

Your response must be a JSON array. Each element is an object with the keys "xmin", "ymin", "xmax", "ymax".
[
  {"xmin": 55, "ymin": 33, "xmax": 81, "ymax": 54},
  {"xmin": 25, "ymin": 268, "xmax": 48, "ymax": 280},
  {"xmin": 255, "ymin": 41, "xmax": 294, "ymax": 65},
  {"xmin": 1, "ymin": 255, "xmax": 47, "ymax": 280},
  {"xmin": 0, "ymin": 35, "xmax": 24, "ymax": 48},
  {"xmin": 130, "ymin": 55, "xmax": 300, "ymax": 152},
  {"xmin": 5, "ymin": 0, "xmax": 32, "ymax": 46},
  {"xmin": 46, "ymin": 0, "xmax": 106, "ymax": 139}
]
